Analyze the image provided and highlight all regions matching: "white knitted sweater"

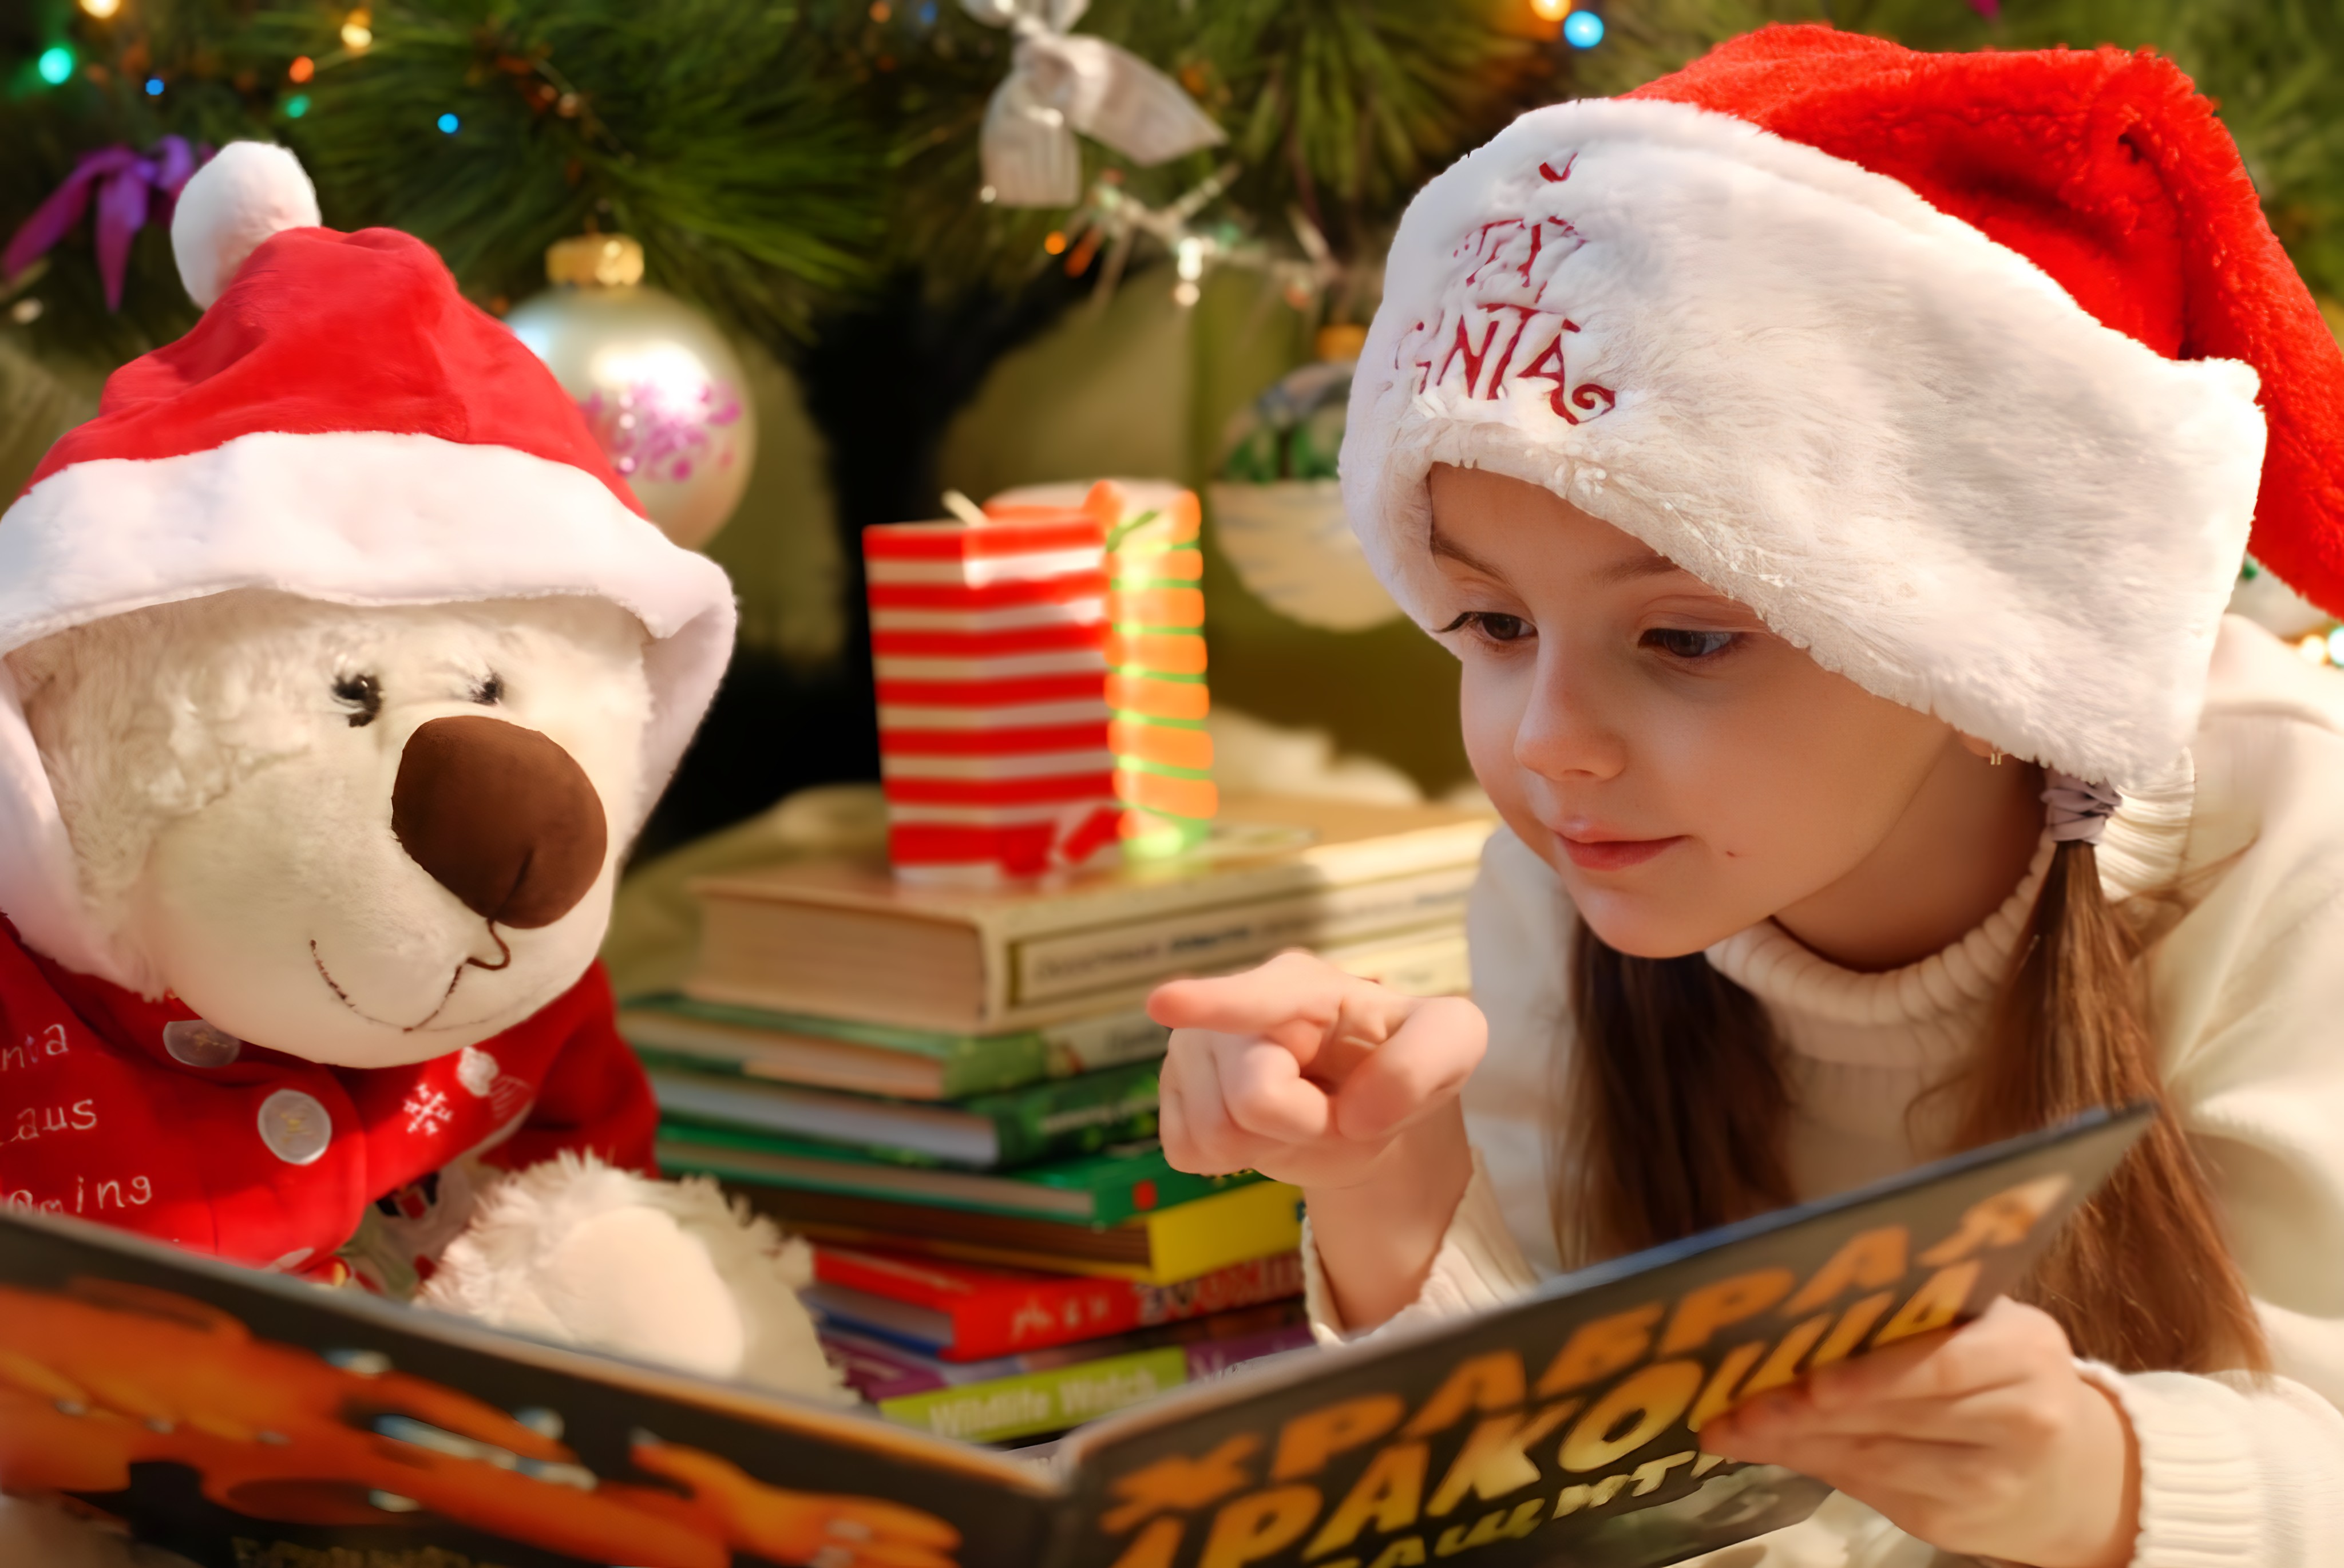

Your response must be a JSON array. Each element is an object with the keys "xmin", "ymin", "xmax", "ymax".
[{"xmin": 1305, "ymin": 617, "xmax": 2344, "ymax": 1567}]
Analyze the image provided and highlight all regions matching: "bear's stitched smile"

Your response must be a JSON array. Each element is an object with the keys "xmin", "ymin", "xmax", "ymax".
[{"xmin": 309, "ymin": 928, "xmax": 512, "ymax": 1033}]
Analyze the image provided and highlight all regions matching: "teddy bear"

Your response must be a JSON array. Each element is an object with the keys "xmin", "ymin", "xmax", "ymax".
[{"xmin": 0, "ymin": 142, "xmax": 850, "ymax": 1561}]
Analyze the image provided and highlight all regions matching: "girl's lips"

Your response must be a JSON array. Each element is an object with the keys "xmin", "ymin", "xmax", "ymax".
[{"xmin": 1557, "ymin": 833, "xmax": 1685, "ymax": 871}]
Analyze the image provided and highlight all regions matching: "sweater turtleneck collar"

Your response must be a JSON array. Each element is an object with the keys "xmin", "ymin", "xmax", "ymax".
[{"xmin": 1704, "ymin": 753, "xmax": 2197, "ymax": 1050}]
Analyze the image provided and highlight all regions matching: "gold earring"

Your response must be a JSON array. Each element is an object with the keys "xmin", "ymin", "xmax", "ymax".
[{"xmin": 1988, "ymin": 747, "xmax": 2007, "ymax": 767}]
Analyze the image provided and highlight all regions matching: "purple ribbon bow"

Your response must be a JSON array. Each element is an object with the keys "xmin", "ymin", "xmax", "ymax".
[
  {"xmin": 3, "ymin": 137, "xmax": 208, "ymax": 311},
  {"xmin": 2044, "ymin": 771, "xmax": 2123, "ymax": 846}
]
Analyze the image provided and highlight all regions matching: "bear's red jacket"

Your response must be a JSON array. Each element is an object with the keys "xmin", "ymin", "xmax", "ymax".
[{"xmin": 0, "ymin": 918, "xmax": 656, "ymax": 1280}]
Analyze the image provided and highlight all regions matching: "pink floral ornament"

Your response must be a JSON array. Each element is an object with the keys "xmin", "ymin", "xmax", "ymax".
[{"xmin": 575, "ymin": 375, "xmax": 743, "ymax": 484}]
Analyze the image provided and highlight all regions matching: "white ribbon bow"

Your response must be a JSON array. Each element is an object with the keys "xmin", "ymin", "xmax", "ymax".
[{"xmin": 963, "ymin": 0, "xmax": 1227, "ymax": 207}]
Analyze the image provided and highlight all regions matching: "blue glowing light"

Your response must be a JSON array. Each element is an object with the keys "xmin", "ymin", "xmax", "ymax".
[
  {"xmin": 145, "ymin": 76, "xmax": 165, "ymax": 96},
  {"xmin": 436, "ymin": 112, "xmax": 460, "ymax": 133},
  {"xmin": 1562, "ymin": 9, "xmax": 1605, "ymax": 47},
  {"xmin": 36, "ymin": 46, "xmax": 75, "ymax": 85},
  {"xmin": 284, "ymin": 93, "xmax": 311, "ymax": 118}
]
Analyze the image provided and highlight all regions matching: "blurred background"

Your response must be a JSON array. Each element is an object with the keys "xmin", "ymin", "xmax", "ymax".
[{"xmin": 6, "ymin": 0, "xmax": 2341, "ymax": 864}]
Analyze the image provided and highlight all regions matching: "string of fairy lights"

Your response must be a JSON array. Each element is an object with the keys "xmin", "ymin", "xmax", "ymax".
[
  {"xmin": 15, "ymin": 0, "xmax": 1609, "ymax": 330},
  {"xmin": 27, "ymin": 3, "xmax": 430, "ymax": 132}
]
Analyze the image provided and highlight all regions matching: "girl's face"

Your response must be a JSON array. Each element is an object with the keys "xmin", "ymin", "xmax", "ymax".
[{"xmin": 1428, "ymin": 464, "xmax": 1973, "ymax": 960}]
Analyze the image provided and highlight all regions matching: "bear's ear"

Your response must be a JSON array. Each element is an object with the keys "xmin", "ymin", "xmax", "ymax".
[{"xmin": 5, "ymin": 632, "xmax": 67, "ymax": 700}]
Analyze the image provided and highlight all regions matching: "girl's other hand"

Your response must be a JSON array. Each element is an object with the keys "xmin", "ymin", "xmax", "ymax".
[
  {"xmin": 1700, "ymin": 1297, "xmax": 2140, "ymax": 1568},
  {"xmin": 1149, "ymin": 952, "xmax": 1489, "ymax": 1332},
  {"xmin": 1147, "ymin": 950, "xmax": 1487, "ymax": 1190}
]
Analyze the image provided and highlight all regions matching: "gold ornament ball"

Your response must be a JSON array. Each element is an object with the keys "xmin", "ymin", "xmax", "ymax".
[{"xmin": 506, "ymin": 236, "xmax": 757, "ymax": 551}]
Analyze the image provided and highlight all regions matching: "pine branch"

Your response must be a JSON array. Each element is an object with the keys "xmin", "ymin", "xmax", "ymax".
[
  {"xmin": 820, "ymin": 0, "xmax": 1559, "ymax": 291},
  {"xmin": 248, "ymin": 0, "xmax": 889, "ymax": 343},
  {"xmin": 1572, "ymin": 0, "xmax": 2344, "ymax": 305}
]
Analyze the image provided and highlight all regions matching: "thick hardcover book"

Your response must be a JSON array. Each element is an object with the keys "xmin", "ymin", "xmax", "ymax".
[
  {"xmin": 807, "ymin": 1246, "xmax": 1306, "ymax": 1361},
  {"xmin": 618, "ymin": 997, "xmax": 1171, "ymax": 1102},
  {"xmin": 0, "ymin": 1105, "xmax": 2145, "ymax": 1568},
  {"xmin": 650, "ymin": 1059, "xmax": 1163, "ymax": 1171},
  {"xmin": 683, "ymin": 794, "xmax": 1495, "ymax": 1034},
  {"xmin": 654, "ymin": 1133, "xmax": 1257, "ymax": 1227}
]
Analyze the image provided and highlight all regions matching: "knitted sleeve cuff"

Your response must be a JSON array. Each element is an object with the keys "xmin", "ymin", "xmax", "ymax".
[
  {"xmin": 1303, "ymin": 1149, "xmax": 1544, "ymax": 1343},
  {"xmin": 2076, "ymin": 1359, "xmax": 2344, "ymax": 1567}
]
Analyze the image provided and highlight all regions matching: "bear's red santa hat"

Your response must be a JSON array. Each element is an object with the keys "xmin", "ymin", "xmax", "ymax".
[
  {"xmin": 1344, "ymin": 27, "xmax": 2344, "ymax": 791},
  {"xmin": 0, "ymin": 144, "xmax": 735, "ymax": 984}
]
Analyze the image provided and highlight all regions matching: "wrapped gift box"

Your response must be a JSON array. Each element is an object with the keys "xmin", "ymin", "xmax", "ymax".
[{"xmin": 864, "ymin": 512, "xmax": 1121, "ymax": 883}]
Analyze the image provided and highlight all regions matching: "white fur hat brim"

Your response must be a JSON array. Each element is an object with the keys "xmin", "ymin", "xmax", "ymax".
[{"xmin": 1341, "ymin": 97, "xmax": 2267, "ymax": 791}]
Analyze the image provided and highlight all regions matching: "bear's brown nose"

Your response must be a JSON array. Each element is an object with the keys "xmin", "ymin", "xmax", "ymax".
[{"xmin": 391, "ymin": 716, "xmax": 608, "ymax": 929}]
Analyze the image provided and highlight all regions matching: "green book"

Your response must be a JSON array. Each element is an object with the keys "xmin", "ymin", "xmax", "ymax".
[
  {"xmin": 648, "ymin": 1058, "xmax": 1161, "ymax": 1170},
  {"xmin": 654, "ymin": 1130, "xmax": 1258, "ymax": 1226},
  {"xmin": 617, "ymin": 994, "xmax": 1167, "ymax": 1101},
  {"xmin": 879, "ymin": 1347, "xmax": 1190, "ymax": 1443}
]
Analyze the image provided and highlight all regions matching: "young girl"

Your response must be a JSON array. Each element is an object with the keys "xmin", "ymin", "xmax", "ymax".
[{"xmin": 1153, "ymin": 29, "xmax": 2344, "ymax": 1568}]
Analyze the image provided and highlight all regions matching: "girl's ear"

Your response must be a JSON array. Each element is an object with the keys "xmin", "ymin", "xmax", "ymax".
[{"xmin": 1956, "ymin": 732, "xmax": 2005, "ymax": 763}]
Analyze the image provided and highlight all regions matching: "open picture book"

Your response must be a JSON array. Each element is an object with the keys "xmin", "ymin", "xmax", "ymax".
[{"xmin": 0, "ymin": 1104, "xmax": 2149, "ymax": 1568}]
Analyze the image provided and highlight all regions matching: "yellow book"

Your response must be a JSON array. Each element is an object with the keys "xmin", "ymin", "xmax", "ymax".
[{"xmin": 737, "ymin": 1178, "xmax": 1304, "ymax": 1287}]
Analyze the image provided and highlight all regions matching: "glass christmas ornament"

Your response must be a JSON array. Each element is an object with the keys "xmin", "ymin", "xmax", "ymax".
[{"xmin": 506, "ymin": 235, "xmax": 757, "ymax": 551}]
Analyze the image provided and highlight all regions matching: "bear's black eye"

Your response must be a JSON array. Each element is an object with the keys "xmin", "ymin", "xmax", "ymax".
[
  {"xmin": 470, "ymin": 672, "xmax": 504, "ymax": 706},
  {"xmin": 332, "ymin": 673, "xmax": 382, "ymax": 728}
]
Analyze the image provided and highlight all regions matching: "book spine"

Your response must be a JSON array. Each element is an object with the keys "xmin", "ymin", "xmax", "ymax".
[
  {"xmin": 1182, "ymin": 1321, "xmax": 1317, "ymax": 1380},
  {"xmin": 874, "ymin": 1346, "xmax": 1190, "ymax": 1443},
  {"xmin": 1037, "ymin": 1009, "xmax": 1169, "ymax": 1076},
  {"xmin": 1317, "ymin": 926, "xmax": 1472, "ymax": 998},
  {"xmin": 969, "ymin": 1062, "xmax": 1162, "ymax": 1169},
  {"xmin": 1139, "ymin": 1180, "xmax": 1306, "ymax": 1284},
  {"xmin": 651, "ymin": 1127, "xmax": 1256, "ymax": 1224},
  {"xmin": 931, "ymin": 1030, "xmax": 1059, "ymax": 1099},
  {"xmin": 949, "ymin": 1249, "xmax": 1305, "ymax": 1360},
  {"xmin": 1004, "ymin": 864, "xmax": 1478, "ymax": 1010},
  {"xmin": 629, "ymin": 996, "xmax": 1058, "ymax": 1100}
]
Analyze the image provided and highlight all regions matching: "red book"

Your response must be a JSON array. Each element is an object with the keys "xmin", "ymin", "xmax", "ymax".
[{"xmin": 807, "ymin": 1245, "xmax": 1304, "ymax": 1362}]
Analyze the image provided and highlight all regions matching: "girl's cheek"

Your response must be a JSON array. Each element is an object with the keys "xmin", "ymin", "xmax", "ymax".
[{"xmin": 1458, "ymin": 661, "xmax": 1538, "ymax": 825}]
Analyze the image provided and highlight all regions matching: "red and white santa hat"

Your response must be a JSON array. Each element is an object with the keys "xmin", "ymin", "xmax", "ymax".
[
  {"xmin": 0, "ymin": 143, "xmax": 736, "ymax": 983},
  {"xmin": 1344, "ymin": 27, "xmax": 2344, "ymax": 792}
]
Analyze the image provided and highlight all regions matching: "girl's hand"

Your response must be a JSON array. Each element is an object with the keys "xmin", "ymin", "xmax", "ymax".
[
  {"xmin": 1149, "ymin": 952, "xmax": 1489, "ymax": 1331},
  {"xmin": 1699, "ymin": 1297, "xmax": 2140, "ymax": 1568},
  {"xmin": 1147, "ymin": 950, "xmax": 1487, "ymax": 1190}
]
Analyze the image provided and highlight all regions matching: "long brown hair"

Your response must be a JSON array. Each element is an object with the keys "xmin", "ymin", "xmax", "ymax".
[{"xmin": 1554, "ymin": 837, "xmax": 2267, "ymax": 1374}]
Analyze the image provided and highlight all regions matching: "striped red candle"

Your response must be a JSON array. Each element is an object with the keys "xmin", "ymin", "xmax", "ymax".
[{"xmin": 864, "ymin": 513, "xmax": 1121, "ymax": 884}]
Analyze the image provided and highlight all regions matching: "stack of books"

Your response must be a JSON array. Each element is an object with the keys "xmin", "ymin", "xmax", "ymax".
[{"xmin": 620, "ymin": 793, "xmax": 1495, "ymax": 1444}]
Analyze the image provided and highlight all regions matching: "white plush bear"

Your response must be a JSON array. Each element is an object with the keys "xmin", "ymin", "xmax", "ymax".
[{"xmin": 0, "ymin": 145, "xmax": 844, "ymax": 1561}]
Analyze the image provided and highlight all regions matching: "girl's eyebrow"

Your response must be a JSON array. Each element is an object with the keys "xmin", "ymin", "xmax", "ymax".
[
  {"xmin": 1595, "ymin": 551, "xmax": 1693, "ymax": 586},
  {"xmin": 1428, "ymin": 526, "xmax": 1505, "ymax": 577},
  {"xmin": 1430, "ymin": 522, "xmax": 1696, "ymax": 588}
]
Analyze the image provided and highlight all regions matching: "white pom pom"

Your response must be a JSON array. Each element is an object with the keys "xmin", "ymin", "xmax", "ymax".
[{"xmin": 171, "ymin": 142, "xmax": 321, "ymax": 309}]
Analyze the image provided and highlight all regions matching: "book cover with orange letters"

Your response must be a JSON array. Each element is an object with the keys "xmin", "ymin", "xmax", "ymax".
[{"xmin": 0, "ymin": 1106, "xmax": 2145, "ymax": 1568}]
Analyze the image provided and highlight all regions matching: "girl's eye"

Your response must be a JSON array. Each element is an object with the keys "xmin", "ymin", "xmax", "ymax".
[
  {"xmin": 331, "ymin": 673, "xmax": 383, "ymax": 728},
  {"xmin": 1438, "ymin": 611, "xmax": 1534, "ymax": 644},
  {"xmin": 1642, "ymin": 628, "xmax": 1739, "ymax": 660}
]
